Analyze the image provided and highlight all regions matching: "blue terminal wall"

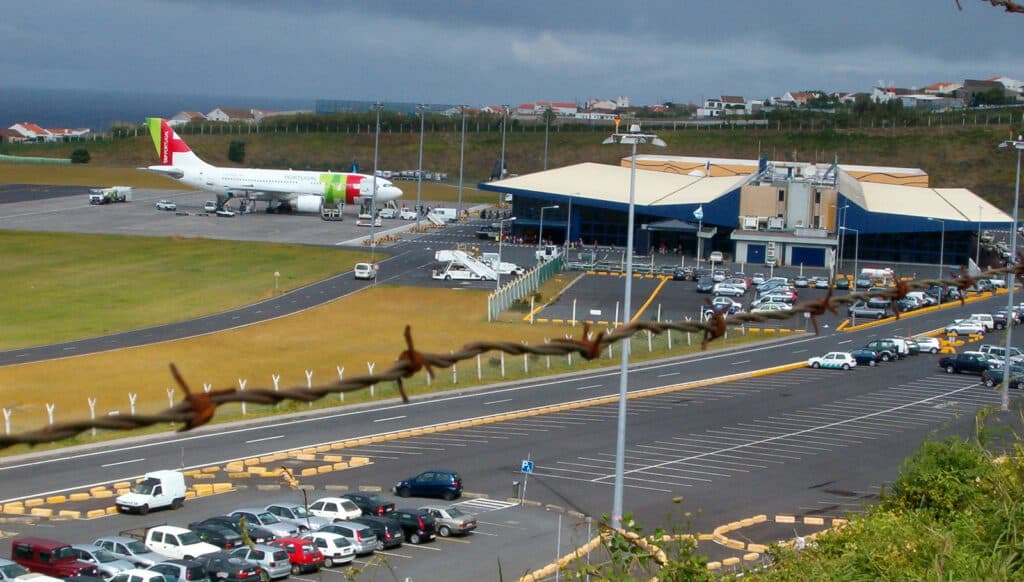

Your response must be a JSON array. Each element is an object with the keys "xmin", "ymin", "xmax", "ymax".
[
  {"xmin": 840, "ymin": 196, "xmax": 1011, "ymax": 267},
  {"xmin": 480, "ymin": 182, "xmax": 740, "ymax": 255}
]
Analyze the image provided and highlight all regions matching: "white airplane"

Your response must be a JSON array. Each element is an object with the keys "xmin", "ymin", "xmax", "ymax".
[{"xmin": 142, "ymin": 117, "xmax": 402, "ymax": 213}]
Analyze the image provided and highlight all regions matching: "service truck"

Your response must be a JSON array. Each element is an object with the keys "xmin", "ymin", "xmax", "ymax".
[
  {"xmin": 115, "ymin": 470, "xmax": 186, "ymax": 514},
  {"xmin": 89, "ymin": 186, "xmax": 132, "ymax": 204},
  {"xmin": 535, "ymin": 244, "xmax": 562, "ymax": 262}
]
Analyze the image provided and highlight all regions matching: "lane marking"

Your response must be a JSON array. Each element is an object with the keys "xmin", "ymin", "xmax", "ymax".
[
  {"xmin": 657, "ymin": 372, "xmax": 680, "ymax": 377},
  {"xmin": 577, "ymin": 384, "xmax": 603, "ymax": 390},
  {"xmin": 484, "ymin": 399, "xmax": 512, "ymax": 405},
  {"xmin": 101, "ymin": 458, "xmax": 144, "ymax": 468},
  {"xmin": 373, "ymin": 415, "xmax": 407, "ymax": 423},
  {"xmin": 837, "ymin": 339, "xmax": 852, "ymax": 344},
  {"xmin": 245, "ymin": 435, "xmax": 284, "ymax": 444},
  {"xmin": 731, "ymin": 359, "xmax": 751, "ymax": 365},
  {"xmin": 792, "ymin": 349, "xmax": 807, "ymax": 354}
]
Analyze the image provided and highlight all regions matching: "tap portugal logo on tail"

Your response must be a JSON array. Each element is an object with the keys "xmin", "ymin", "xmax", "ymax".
[{"xmin": 146, "ymin": 118, "xmax": 191, "ymax": 166}]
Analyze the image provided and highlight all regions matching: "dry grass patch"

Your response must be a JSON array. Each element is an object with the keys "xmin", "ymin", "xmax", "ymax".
[{"xmin": 0, "ymin": 163, "xmax": 184, "ymax": 189}]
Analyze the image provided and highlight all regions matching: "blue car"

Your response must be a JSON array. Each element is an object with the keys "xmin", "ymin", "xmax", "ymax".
[
  {"xmin": 849, "ymin": 348, "xmax": 881, "ymax": 367},
  {"xmin": 394, "ymin": 470, "xmax": 463, "ymax": 501}
]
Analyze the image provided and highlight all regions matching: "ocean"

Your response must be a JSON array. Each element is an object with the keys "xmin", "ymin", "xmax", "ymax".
[{"xmin": 0, "ymin": 87, "xmax": 314, "ymax": 132}]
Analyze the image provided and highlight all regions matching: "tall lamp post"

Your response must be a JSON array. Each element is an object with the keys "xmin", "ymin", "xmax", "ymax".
[
  {"xmin": 834, "ymin": 204, "xmax": 849, "ymax": 272},
  {"xmin": 602, "ymin": 124, "xmax": 666, "ymax": 530},
  {"xmin": 543, "ymin": 107, "xmax": 552, "ymax": 170},
  {"xmin": 997, "ymin": 136, "xmax": 1023, "ymax": 412},
  {"xmin": 457, "ymin": 106, "xmax": 467, "ymax": 218},
  {"xmin": 415, "ymin": 103, "xmax": 428, "ymax": 229},
  {"xmin": 538, "ymin": 204, "xmax": 559, "ymax": 248},
  {"xmin": 976, "ymin": 205, "xmax": 983, "ymax": 268},
  {"xmin": 497, "ymin": 216, "xmax": 516, "ymax": 289},
  {"xmin": 370, "ymin": 102, "xmax": 384, "ymax": 260},
  {"xmin": 498, "ymin": 105, "xmax": 510, "ymax": 205},
  {"xmin": 928, "ymin": 217, "xmax": 945, "ymax": 278},
  {"xmin": 840, "ymin": 226, "xmax": 859, "ymax": 286}
]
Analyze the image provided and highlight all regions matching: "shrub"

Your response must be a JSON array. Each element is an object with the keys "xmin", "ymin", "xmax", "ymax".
[
  {"xmin": 227, "ymin": 140, "xmax": 246, "ymax": 163},
  {"xmin": 880, "ymin": 436, "xmax": 994, "ymax": 519},
  {"xmin": 70, "ymin": 148, "xmax": 90, "ymax": 164}
]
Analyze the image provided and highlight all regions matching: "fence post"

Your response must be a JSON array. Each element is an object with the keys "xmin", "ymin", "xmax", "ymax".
[
  {"xmin": 2, "ymin": 408, "xmax": 10, "ymax": 435},
  {"xmin": 476, "ymin": 354, "xmax": 482, "ymax": 380},
  {"xmin": 166, "ymin": 388, "xmax": 175, "ymax": 408},
  {"xmin": 88, "ymin": 398, "xmax": 98, "ymax": 437},
  {"xmin": 522, "ymin": 342, "xmax": 529, "ymax": 374},
  {"xmin": 129, "ymin": 393, "xmax": 138, "ymax": 415},
  {"xmin": 451, "ymin": 351, "xmax": 457, "ymax": 384},
  {"xmin": 500, "ymin": 352, "xmax": 506, "ymax": 378},
  {"xmin": 305, "ymin": 370, "xmax": 314, "ymax": 407},
  {"xmin": 336, "ymin": 367, "xmax": 345, "ymax": 401},
  {"xmin": 367, "ymin": 363, "xmax": 376, "ymax": 396},
  {"xmin": 45, "ymin": 403, "xmax": 55, "ymax": 427},
  {"xmin": 203, "ymin": 383, "xmax": 212, "ymax": 394},
  {"xmin": 237, "ymin": 379, "xmax": 246, "ymax": 415}
]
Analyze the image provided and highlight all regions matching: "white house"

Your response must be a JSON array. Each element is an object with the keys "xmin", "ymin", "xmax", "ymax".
[
  {"xmin": 169, "ymin": 111, "xmax": 206, "ymax": 126},
  {"xmin": 206, "ymin": 108, "xmax": 257, "ymax": 122}
]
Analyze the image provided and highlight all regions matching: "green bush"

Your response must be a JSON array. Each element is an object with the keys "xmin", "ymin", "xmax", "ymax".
[
  {"xmin": 70, "ymin": 148, "xmax": 90, "ymax": 164},
  {"xmin": 880, "ymin": 436, "xmax": 994, "ymax": 519},
  {"xmin": 227, "ymin": 140, "xmax": 246, "ymax": 163}
]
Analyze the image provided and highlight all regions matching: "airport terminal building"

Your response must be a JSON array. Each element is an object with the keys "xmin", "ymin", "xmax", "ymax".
[{"xmin": 478, "ymin": 155, "xmax": 1014, "ymax": 271}]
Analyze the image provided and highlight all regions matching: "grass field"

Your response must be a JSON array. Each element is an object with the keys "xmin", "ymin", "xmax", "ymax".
[{"xmin": 0, "ymin": 231, "xmax": 375, "ymax": 349}]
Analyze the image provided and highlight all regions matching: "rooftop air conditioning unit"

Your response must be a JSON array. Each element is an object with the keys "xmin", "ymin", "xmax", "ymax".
[
  {"xmin": 767, "ymin": 217, "xmax": 785, "ymax": 230},
  {"xmin": 741, "ymin": 216, "xmax": 758, "ymax": 230}
]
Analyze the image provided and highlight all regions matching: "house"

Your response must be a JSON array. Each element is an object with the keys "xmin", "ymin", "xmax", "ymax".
[
  {"xmin": 479, "ymin": 105, "xmax": 510, "ymax": 115},
  {"xmin": 535, "ymin": 101, "xmax": 578, "ymax": 116},
  {"xmin": 45, "ymin": 128, "xmax": 90, "ymax": 140},
  {"xmin": 922, "ymin": 82, "xmax": 961, "ymax": 95},
  {"xmin": 871, "ymin": 86, "xmax": 914, "ymax": 103},
  {"xmin": 8, "ymin": 122, "xmax": 50, "ymax": 141},
  {"xmin": 169, "ymin": 111, "xmax": 206, "ymax": 126},
  {"xmin": 586, "ymin": 96, "xmax": 630, "ymax": 112},
  {"xmin": 987, "ymin": 76, "xmax": 1024, "ymax": 93},
  {"xmin": 779, "ymin": 91, "xmax": 821, "ymax": 106},
  {"xmin": 206, "ymin": 108, "xmax": 257, "ymax": 122},
  {"xmin": 956, "ymin": 79, "xmax": 1016, "ymax": 105},
  {"xmin": 0, "ymin": 128, "xmax": 22, "ymax": 143}
]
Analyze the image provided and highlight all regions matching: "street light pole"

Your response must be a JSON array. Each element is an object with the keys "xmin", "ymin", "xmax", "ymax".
[
  {"xmin": 998, "ymin": 136, "xmax": 1023, "ymax": 412},
  {"xmin": 498, "ymin": 105, "xmax": 510, "ymax": 205},
  {"xmin": 497, "ymin": 216, "xmax": 516, "ymax": 290},
  {"xmin": 415, "ymin": 103, "xmax": 428, "ymax": 230},
  {"xmin": 928, "ymin": 217, "xmax": 945, "ymax": 278},
  {"xmin": 543, "ymin": 107, "xmax": 551, "ymax": 170},
  {"xmin": 370, "ymin": 102, "xmax": 383, "ymax": 261},
  {"xmin": 457, "ymin": 107, "xmax": 467, "ymax": 218},
  {"xmin": 976, "ymin": 205, "xmax": 982, "ymax": 268},
  {"xmin": 538, "ymin": 204, "xmax": 559, "ymax": 248},
  {"xmin": 602, "ymin": 124, "xmax": 666, "ymax": 530}
]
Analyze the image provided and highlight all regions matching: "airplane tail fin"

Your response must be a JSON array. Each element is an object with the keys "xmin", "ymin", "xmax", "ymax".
[{"xmin": 145, "ymin": 118, "xmax": 212, "ymax": 170}]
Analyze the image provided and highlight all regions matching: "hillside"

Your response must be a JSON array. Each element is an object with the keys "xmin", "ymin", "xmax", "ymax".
[{"xmin": 3, "ymin": 124, "xmax": 1020, "ymax": 206}]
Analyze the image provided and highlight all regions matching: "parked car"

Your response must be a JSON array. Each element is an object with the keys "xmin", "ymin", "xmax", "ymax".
[
  {"xmin": 203, "ymin": 201, "xmax": 218, "ymax": 212},
  {"xmin": 711, "ymin": 268, "xmax": 728, "ymax": 282},
  {"xmin": 315, "ymin": 523, "xmax": 376, "ymax": 556},
  {"xmin": 228, "ymin": 509, "xmax": 298, "ymax": 539},
  {"xmin": 188, "ymin": 524, "xmax": 243, "ymax": 551},
  {"xmin": 914, "ymin": 337, "xmax": 941, "ymax": 354},
  {"xmin": 849, "ymin": 349, "xmax": 882, "ymax": 367},
  {"xmin": 834, "ymin": 277, "xmax": 850, "ymax": 290},
  {"xmin": 695, "ymin": 277, "xmax": 715, "ymax": 293},
  {"xmin": 944, "ymin": 320, "xmax": 986, "ymax": 335},
  {"xmin": 349, "ymin": 517, "xmax": 404, "ymax": 550},
  {"xmin": 750, "ymin": 273, "xmax": 766, "ymax": 285},
  {"xmin": 399, "ymin": 208, "xmax": 418, "ymax": 220},
  {"xmin": 793, "ymin": 276, "xmax": 809, "ymax": 288},
  {"xmin": 342, "ymin": 493, "xmax": 395, "ymax": 517},
  {"xmin": 863, "ymin": 339, "xmax": 901, "ymax": 362},
  {"xmin": 298, "ymin": 533, "xmax": 354, "ymax": 568},
  {"xmin": 708, "ymin": 251, "xmax": 724, "ymax": 263},
  {"xmin": 418, "ymin": 504, "xmax": 478, "ymax": 537},
  {"xmin": 938, "ymin": 351, "xmax": 992, "ymax": 375},
  {"xmin": 751, "ymin": 302, "xmax": 791, "ymax": 313},
  {"xmin": 854, "ymin": 276, "xmax": 872, "ymax": 289},
  {"xmin": 141, "ymin": 526, "xmax": 219, "ymax": 561},
  {"xmin": 155, "ymin": 200, "xmax": 177, "ymax": 211},
  {"xmin": 11, "ymin": 538, "xmax": 99, "ymax": 578},
  {"xmin": 712, "ymin": 283, "xmax": 745, "ymax": 297},
  {"xmin": 807, "ymin": 352, "xmax": 857, "ymax": 370},
  {"xmin": 188, "ymin": 517, "xmax": 276, "ymax": 545},
  {"xmin": 265, "ymin": 539, "xmax": 322, "ymax": 575},
  {"xmin": 228, "ymin": 546, "xmax": 290, "ymax": 581},
  {"xmin": 701, "ymin": 296, "xmax": 742, "ymax": 316},
  {"xmin": 69, "ymin": 545, "xmax": 135, "ymax": 579},
  {"xmin": 264, "ymin": 503, "xmax": 331, "ymax": 532},
  {"xmin": 307, "ymin": 498, "xmax": 362, "ymax": 523},
  {"xmin": 383, "ymin": 509, "xmax": 437, "ymax": 544},
  {"xmin": 92, "ymin": 538, "xmax": 164, "ymax": 568},
  {"xmin": 0, "ymin": 558, "xmax": 61, "ymax": 582},
  {"xmin": 808, "ymin": 276, "xmax": 830, "ymax": 288},
  {"xmin": 981, "ymin": 364, "xmax": 1024, "ymax": 388},
  {"xmin": 107, "ymin": 569, "xmax": 167, "ymax": 582},
  {"xmin": 190, "ymin": 553, "xmax": 260, "ymax": 582},
  {"xmin": 394, "ymin": 470, "xmax": 463, "ymax": 500},
  {"xmin": 146, "ymin": 559, "xmax": 210, "ymax": 582},
  {"xmin": 849, "ymin": 301, "xmax": 891, "ymax": 320}
]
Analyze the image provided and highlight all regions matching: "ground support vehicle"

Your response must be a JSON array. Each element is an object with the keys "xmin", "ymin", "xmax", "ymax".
[
  {"xmin": 89, "ymin": 186, "xmax": 132, "ymax": 204},
  {"xmin": 116, "ymin": 470, "xmax": 186, "ymax": 514}
]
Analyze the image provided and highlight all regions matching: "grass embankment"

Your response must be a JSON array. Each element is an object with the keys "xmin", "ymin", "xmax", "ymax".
[
  {"xmin": 4, "ymin": 124, "xmax": 1019, "ymax": 202},
  {"xmin": 0, "ymin": 232, "xmax": 373, "ymax": 349}
]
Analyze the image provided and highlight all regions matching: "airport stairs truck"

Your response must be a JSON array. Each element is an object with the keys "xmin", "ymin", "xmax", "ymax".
[
  {"xmin": 432, "ymin": 250, "xmax": 498, "ymax": 280},
  {"xmin": 115, "ymin": 470, "xmax": 186, "ymax": 514}
]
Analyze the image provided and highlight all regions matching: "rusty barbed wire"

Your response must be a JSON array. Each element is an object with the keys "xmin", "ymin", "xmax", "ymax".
[{"xmin": 2, "ymin": 263, "xmax": 1022, "ymax": 451}]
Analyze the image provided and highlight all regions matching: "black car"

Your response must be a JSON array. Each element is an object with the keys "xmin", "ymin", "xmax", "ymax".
[
  {"xmin": 863, "ymin": 340, "xmax": 899, "ymax": 362},
  {"xmin": 189, "ymin": 524, "xmax": 244, "ymax": 550},
  {"xmin": 343, "ymin": 493, "xmax": 395, "ymax": 517},
  {"xmin": 849, "ymin": 348, "xmax": 881, "ymax": 367},
  {"xmin": 189, "ymin": 517, "xmax": 277, "ymax": 545},
  {"xmin": 383, "ymin": 509, "xmax": 437, "ymax": 545},
  {"xmin": 981, "ymin": 365, "xmax": 1024, "ymax": 388},
  {"xmin": 350, "ymin": 516, "xmax": 404, "ymax": 550},
  {"xmin": 192, "ymin": 553, "xmax": 260, "ymax": 582},
  {"xmin": 695, "ymin": 276, "xmax": 714, "ymax": 293}
]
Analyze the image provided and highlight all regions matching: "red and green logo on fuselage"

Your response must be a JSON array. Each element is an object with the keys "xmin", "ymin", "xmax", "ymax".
[{"xmin": 319, "ymin": 173, "xmax": 365, "ymax": 204}]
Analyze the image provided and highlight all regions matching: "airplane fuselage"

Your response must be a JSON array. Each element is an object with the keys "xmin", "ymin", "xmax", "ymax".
[{"xmin": 176, "ymin": 166, "xmax": 401, "ymax": 206}]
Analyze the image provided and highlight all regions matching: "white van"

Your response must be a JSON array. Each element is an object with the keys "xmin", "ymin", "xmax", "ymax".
[
  {"xmin": 430, "ymin": 208, "xmax": 458, "ymax": 223},
  {"xmin": 353, "ymin": 263, "xmax": 377, "ymax": 280},
  {"xmin": 115, "ymin": 470, "xmax": 186, "ymax": 514}
]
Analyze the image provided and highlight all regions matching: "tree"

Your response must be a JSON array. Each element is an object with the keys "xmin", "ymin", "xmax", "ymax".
[
  {"xmin": 227, "ymin": 141, "xmax": 246, "ymax": 164},
  {"xmin": 70, "ymin": 148, "xmax": 90, "ymax": 164}
]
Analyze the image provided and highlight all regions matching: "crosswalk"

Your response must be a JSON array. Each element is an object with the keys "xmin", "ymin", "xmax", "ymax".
[{"xmin": 455, "ymin": 497, "xmax": 519, "ymax": 512}]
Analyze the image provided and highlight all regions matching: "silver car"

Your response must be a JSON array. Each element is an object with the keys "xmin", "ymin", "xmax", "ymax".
[
  {"xmin": 418, "ymin": 504, "xmax": 478, "ymax": 537},
  {"xmin": 228, "ymin": 508, "xmax": 299, "ymax": 539},
  {"xmin": 93, "ymin": 537, "xmax": 167, "ymax": 568},
  {"xmin": 264, "ymin": 502, "xmax": 331, "ymax": 532},
  {"xmin": 228, "ymin": 546, "xmax": 290, "ymax": 580},
  {"xmin": 316, "ymin": 522, "xmax": 377, "ymax": 555},
  {"xmin": 70, "ymin": 545, "xmax": 136, "ymax": 579}
]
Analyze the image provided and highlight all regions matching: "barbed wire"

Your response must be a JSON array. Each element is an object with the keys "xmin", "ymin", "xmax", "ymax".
[{"xmin": 1, "ymin": 263, "xmax": 1021, "ymax": 451}]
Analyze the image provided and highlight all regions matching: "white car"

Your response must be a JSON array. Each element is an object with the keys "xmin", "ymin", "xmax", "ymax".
[
  {"xmin": 308, "ymin": 497, "xmax": 362, "ymax": 522},
  {"xmin": 353, "ymin": 263, "xmax": 377, "ymax": 280},
  {"xmin": 154, "ymin": 200, "xmax": 176, "ymax": 211},
  {"xmin": 215, "ymin": 209, "xmax": 236, "ymax": 218},
  {"xmin": 752, "ymin": 302, "xmax": 792, "ymax": 313},
  {"xmin": 807, "ymin": 352, "xmax": 857, "ymax": 370},
  {"xmin": 945, "ymin": 320, "xmax": 986, "ymax": 335},
  {"xmin": 712, "ymin": 283, "xmax": 745, "ymax": 297},
  {"xmin": 203, "ymin": 201, "xmax": 218, "ymax": 212},
  {"xmin": 399, "ymin": 209, "xmax": 418, "ymax": 220},
  {"xmin": 709, "ymin": 251, "xmax": 724, "ymax": 263},
  {"xmin": 301, "ymin": 533, "xmax": 355, "ymax": 568},
  {"xmin": 913, "ymin": 337, "xmax": 941, "ymax": 354},
  {"xmin": 356, "ymin": 217, "xmax": 383, "ymax": 227}
]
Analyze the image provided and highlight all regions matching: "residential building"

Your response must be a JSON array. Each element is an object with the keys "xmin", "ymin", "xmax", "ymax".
[
  {"xmin": 169, "ymin": 111, "xmax": 207, "ymax": 126},
  {"xmin": 206, "ymin": 108, "xmax": 257, "ymax": 122}
]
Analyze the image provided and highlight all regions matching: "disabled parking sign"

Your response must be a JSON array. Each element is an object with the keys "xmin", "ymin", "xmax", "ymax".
[{"xmin": 520, "ymin": 459, "xmax": 534, "ymax": 474}]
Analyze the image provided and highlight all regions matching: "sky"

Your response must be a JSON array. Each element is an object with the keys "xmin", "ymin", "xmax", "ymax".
[{"xmin": 2, "ymin": 0, "xmax": 1022, "ymax": 106}]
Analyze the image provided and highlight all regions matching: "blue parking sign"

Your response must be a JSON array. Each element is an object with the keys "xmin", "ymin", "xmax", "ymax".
[{"xmin": 520, "ymin": 460, "xmax": 534, "ymax": 474}]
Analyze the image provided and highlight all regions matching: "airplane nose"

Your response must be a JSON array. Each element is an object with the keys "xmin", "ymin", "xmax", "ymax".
[{"xmin": 381, "ymin": 186, "xmax": 403, "ymax": 200}]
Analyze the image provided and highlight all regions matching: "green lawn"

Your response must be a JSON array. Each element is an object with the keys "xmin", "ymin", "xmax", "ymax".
[{"xmin": 0, "ymin": 231, "xmax": 370, "ymax": 349}]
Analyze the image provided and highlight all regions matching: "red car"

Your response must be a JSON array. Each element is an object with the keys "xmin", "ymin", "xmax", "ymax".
[{"xmin": 268, "ymin": 537, "xmax": 323, "ymax": 575}]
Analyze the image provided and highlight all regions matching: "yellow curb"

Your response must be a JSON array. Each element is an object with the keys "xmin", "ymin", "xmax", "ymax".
[
  {"xmin": 225, "ymin": 462, "xmax": 244, "ymax": 472},
  {"xmin": 323, "ymin": 454, "xmax": 343, "ymax": 463},
  {"xmin": 59, "ymin": 509, "xmax": 81, "ymax": 519},
  {"xmin": 316, "ymin": 445, "xmax": 331, "ymax": 453},
  {"xmin": 832, "ymin": 518, "xmax": 849, "ymax": 527},
  {"xmin": 356, "ymin": 438, "xmax": 373, "ymax": 446},
  {"xmin": 744, "ymin": 552, "xmax": 760, "ymax": 562},
  {"xmin": 92, "ymin": 490, "xmax": 114, "ymax": 498},
  {"xmin": 112, "ymin": 481, "xmax": 130, "ymax": 489},
  {"xmin": 301, "ymin": 447, "xmax": 317, "ymax": 455},
  {"xmin": 725, "ymin": 539, "xmax": 745, "ymax": 550},
  {"xmin": 69, "ymin": 493, "xmax": 90, "ymax": 502},
  {"xmin": 89, "ymin": 485, "xmax": 109, "ymax": 493},
  {"xmin": 722, "ymin": 557, "xmax": 740, "ymax": 567},
  {"xmin": 24, "ymin": 498, "xmax": 44, "ymax": 508},
  {"xmin": 748, "ymin": 543, "xmax": 768, "ymax": 553},
  {"xmin": 260, "ymin": 469, "xmax": 283, "ymax": 478},
  {"xmin": 193, "ymin": 484, "xmax": 213, "ymax": 495},
  {"xmin": 185, "ymin": 491, "xmax": 197, "ymax": 499},
  {"xmin": 192, "ymin": 473, "xmax": 215, "ymax": 480},
  {"xmin": 706, "ymin": 561, "xmax": 722, "ymax": 571},
  {"xmin": 248, "ymin": 466, "xmax": 266, "ymax": 474},
  {"xmin": 295, "ymin": 453, "xmax": 316, "ymax": 462},
  {"xmin": 775, "ymin": 515, "xmax": 795, "ymax": 523},
  {"xmin": 243, "ymin": 457, "xmax": 260, "ymax": 466},
  {"xmin": 212, "ymin": 483, "xmax": 233, "ymax": 493},
  {"xmin": 115, "ymin": 488, "xmax": 129, "ymax": 496},
  {"xmin": 804, "ymin": 516, "xmax": 825, "ymax": 525},
  {"xmin": 751, "ymin": 514, "xmax": 768, "ymax": 523},
  {"xmin": 333, "ymin": 462, "xmax": 349, "ymax": 470},
  {"xmin": 105, "ymin": 506, "xmax": 119, "ymax": 515},
  {"xmin": 86, "ymin": 509, "xmax": 106, "ymax": 519},
  {"xmin": 183, "ymin": 470, "xmax": 202, "ymax": 478},
  {"xmin": 300, "ymin": 468, "xmax": 317, "ymax": 476},
  {"xmin": 330, "ymin": 441, "xmax": 347, "ymax": 450},
  {"xmin": 316, "ymin": 465, "xmax": 333, "ymax": 474},
  {"xmin": 698, "ymin": 533, "xmax": 714, "ymax": 541},
  {"xmin": 31, "ymin": 507, "xmax": 53, "ymax": 517},
  {"xmin": 3, "ymin": 505, "xmax": 25, "ymax": 515},
  {"xmin": 228, "ymin": 472, "xmax": 251, "ymax": 479},
  {"xmin": 202, "ymin": 466, "xmax": 220, "ymax": 473}
]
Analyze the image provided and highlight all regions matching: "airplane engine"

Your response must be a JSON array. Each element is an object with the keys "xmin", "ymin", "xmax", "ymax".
[{"xmin": 294, "ymin": 195, "xmax": 324, "ymax": 213}]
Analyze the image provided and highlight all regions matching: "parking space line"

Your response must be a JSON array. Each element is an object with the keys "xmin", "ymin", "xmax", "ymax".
[
  {"xmin": 629, "ymin": 446, "xmax": 757, "ymax": 470},
  {"xmin": 401, "ymin": 543, "xmax": 444, "ymax": 552},
  {"xmin": 706, "ymin": 429, "xmax": 833, "ymax": 452},
  {"xmin": 404, "ymin": 437, "xmax": 473, "ymax": 446},
  {"xmin": 484, "ymin": 399, "xmax": 512, "ymax": 405},
  {"xmin": 676, "ymin": 436, "xmax": 802, "ymax": 460},
  {"xmin": 576, "ymin": 383, "xmax": 603, "ymax": 390},
  {"xmin": 591, "ymin": 453, "xmax": 732, "ymax": 477},
  {"xmin": 373, "ymin": 550, "xmax": 415, "ymax": 559},
  {"xmin": 657, "ymin": 372, "xmax": 680, "ymax": 377},
  {"xmin": 356, "ymin": 442, "xmax": 445, "ymax": 450},
  {"xmin": 738, "ymin": 422, "xmax": 862, "ymax": 444},
  {"xmin": 436, "ymin": 536, "xmax": 472, "ymax": 544},
  {"xmin": 342, "ymin": 447, "xmax": 422, "ymax": 456},
  {"xmin": 533, "ymin": 471, "xmax": 676, "ymax": 492}
]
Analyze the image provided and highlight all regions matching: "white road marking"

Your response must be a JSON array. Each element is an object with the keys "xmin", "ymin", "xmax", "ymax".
[
  {"xmin": 245, "ymin": 435, "xmax": 284, "ymax": 444},
  {"xmin": 101, "ymin": 458, "xmax": 144, "ymax": 468},
  {"xmin": 373, "ymin": 415, "xmax": 407, "ymax": 423},
  {"xmin": 837, "ymin": 339, "xmax": 853, "ymax": 344},
  {"xmin": 657, "ymin": 372, "xmax": 680, "ymax": 377},
  {"xmin": 731, "ymin": 359, "xmax": 751, "ymax": 365},
  {"xmin": 577, "ymin": 384, "xmax": 603, "ymax": 390},
  {"xmin": 484, "ymin": 399, "xmax": 512, "ymax": 405},
  {"xmin": 792, "ymin": 349, "xmax": 807, "ymax": 354}
]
